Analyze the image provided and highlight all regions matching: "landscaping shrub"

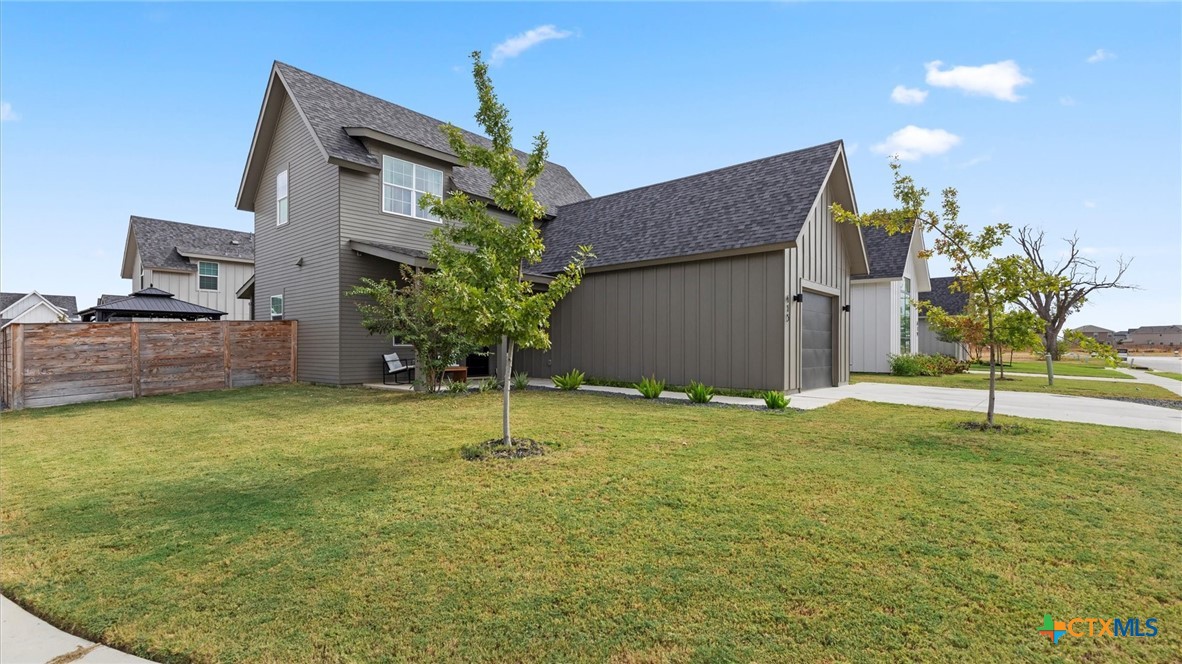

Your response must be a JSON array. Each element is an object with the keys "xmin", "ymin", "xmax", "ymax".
[
  {"xmin": 446, "ymin": 378, "xmax": 469, "ymax": 393},
  {"xmin": 890, "ymin": 353, "xmax": 966, "ymax": 377},
  {"xmin": 511, "ymin": 371, "xmax": 531, "ymax": 390},
  {"xmin": 685, "ymin": 380, "xmax": 715, "ymax": 403},
  {"xmin": 479, "ymin": 376, "xmax": 501, "ymax": 393},
  {"xmin": 634, "ymin": 375, "xmax": 665, "ymax": 399},
  {"xmin": 762, "ymin": 390, "xmax": 790, "ymax": 410},
  {"xmin": 552, "ymin": 369, "xmax": 586, "ymax": 390}
]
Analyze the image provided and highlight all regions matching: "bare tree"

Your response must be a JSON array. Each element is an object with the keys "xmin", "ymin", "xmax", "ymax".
[{"xmin": 1012, "ymin": 227, "xmax": 1136, "ymax": 376}]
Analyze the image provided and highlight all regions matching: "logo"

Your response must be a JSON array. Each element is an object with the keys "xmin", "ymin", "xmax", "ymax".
[{"xmin": 1039, "ymin": 614, "xmax": 1158, "ymax": 644}]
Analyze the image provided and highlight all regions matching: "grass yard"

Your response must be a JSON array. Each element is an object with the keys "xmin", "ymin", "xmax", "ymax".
[
  {"xmin": 970, "ymin": 360, "xmax": 1132, "ymax": 379},
  {"xmin": 854, "ymin": 372, "xmax": 1181, "ymax": 401},
  {"xmin": 2, "ymin": 386, "xmax": 1179, "ymax": 663},
  {"xmin": 1149, "ymin": 370, "xmax": 1182, "ymax": 382}
]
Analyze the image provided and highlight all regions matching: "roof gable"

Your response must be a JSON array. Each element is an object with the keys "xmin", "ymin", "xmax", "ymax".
[
  {"xmin": 919, "ymin": 276, "xmax": 969, "ymax": 316},
  {"xmin": 537, "ymin": 141, "xmax": 847, "ymax": 273},
  {"xmin": 236, "ymin": 62, "xmax": 590, "ymax": 214},
  {"xmin": 122, "ymin": 216, "xmax": 254, "ymax": 277},
  {"xmin": 0, "ymin": 291, "xmax": 77, "ymax": 318}
]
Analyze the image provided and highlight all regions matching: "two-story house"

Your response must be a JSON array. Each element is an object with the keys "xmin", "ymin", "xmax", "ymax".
[
  {"xmin": 849, "ymin": 226, "xmax": 932, "ymax": 372},
  {"xmin": 120, "ymin": 216, "xmax": 255, "ymax": 320},
  {"xmin": 235, "ymin": 62, "xmax": 870, "ymax": 391}
]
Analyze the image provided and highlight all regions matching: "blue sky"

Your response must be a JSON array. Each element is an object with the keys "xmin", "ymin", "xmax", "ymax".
[{"xmin": 2, "ymin": 2, "xmax": 1178, "ymax": 330}]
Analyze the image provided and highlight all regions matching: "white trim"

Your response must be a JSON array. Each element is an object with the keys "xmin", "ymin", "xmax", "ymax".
[
  {"xmin": 801, "ymin": 280, "xmax": 841, "ymax": 297},
  {"xmin": 197, "ymin": 261, "xmax": 220, "ymax": 291},
  {"xmin": 381, "ymin": 155, "xmax": 444, "ymax": 223},
  {"xmin": 0, "ymin": 291, "xmax": 69, "ymax": 320},
  {"xmin": 270, "ymin": 294, "xmax": 284, "ymax": 320},
  {"xmin": 174, "ymin": 251, "xmax": 254, "ymax": 265}
]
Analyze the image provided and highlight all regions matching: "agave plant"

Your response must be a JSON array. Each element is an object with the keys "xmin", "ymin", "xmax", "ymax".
[
  {"xmin": 685, "ymin": 380, "xmax": 715, "ymax": 403},
  {"xmin": 551, "ymin": 369, "xmax": 586, "ymax": 390},
  {"xmin": 762, "ymin": 390, "xmax": 790, "ymax": 410},
  {"xmin": 634, "ymin": 375, "xmax": 665, "ymax": 399}
]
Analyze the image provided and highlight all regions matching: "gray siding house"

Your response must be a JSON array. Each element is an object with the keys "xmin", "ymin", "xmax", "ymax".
[
  {"xmin": 235, "ymin": 62, "xmax": 869, "ymax": 391},
  {"xmin": 917, "ymin": 276, "xmax": 969, "ymax": 360},
  {"xmin": 849, "ymin": 226, "xmax": 931, "ymax": 373}
]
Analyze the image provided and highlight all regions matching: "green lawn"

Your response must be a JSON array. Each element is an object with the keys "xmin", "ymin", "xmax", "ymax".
[
  {"xmin": 1150, "ymin": 370, "xmax": 1182, "ymax": 382},
  {"xmin": 854, "ymin": 372, "xmax": 1181, "ymax": 401},
  {"xmin": 970, "ymin": 360, "xmax": 1132, "ymax": 379},
  {"xmin": 2, "ymin": 386, "xmax": 1179, "ymax": 662}
]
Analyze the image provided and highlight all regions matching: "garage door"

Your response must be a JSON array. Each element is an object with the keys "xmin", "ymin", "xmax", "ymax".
[{"xmin": 801, "ymin": 292, "xmax": 834, "ymax": 390}]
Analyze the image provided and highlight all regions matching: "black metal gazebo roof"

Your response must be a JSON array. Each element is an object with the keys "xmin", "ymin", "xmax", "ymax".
[{"xmin": 79, "ymin": 287, "xmax": 227, "ymax": 322}]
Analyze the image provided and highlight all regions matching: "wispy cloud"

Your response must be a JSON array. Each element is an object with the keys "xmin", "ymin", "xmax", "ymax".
[
  {"xmin": 0, "ymin": 101, "xmax": 18, "ymax": 122},
  {"xmin": 1059, "ymin": 96, "xmax": 1076, "ymax": 106},
  {"xmin": 1083, "ymin": 200, "xmax": 1097, "ymax": 209},
  {"xmin": 490, "ymin": 25, "xmax": 573, "ymax": 66},
  {"xmin": 872, "ymin": 125, "xmax": 961, "ymax": 161},
  {"xmin": 924, "ymin": 60, "xmax": 1032, "ymax": 102},
  {"xmin": 890, "ymin": 85, "xmax": 928, "ymax": 105},
  {"xmin": 1086, "ymin": 49, "xmax": 1116, "ymax": 64},
  {"xmin": 957, "ymin": 153, "xmax": 992, "ymax": 169}
]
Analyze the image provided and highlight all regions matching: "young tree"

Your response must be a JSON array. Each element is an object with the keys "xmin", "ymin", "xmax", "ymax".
[
  {"xmin": 421, "ymin": 51, "xmax": 591, "ymax": 446},
  {"xmin": 347, "ymin": 266, "xmax": 479, "ymax": 392},
  {"xmin": 1011, "ymin": 226, "xmax": 1136, "ymax": 363},
  {"xmin": 1063, "ymin": 328, "xmax": 1120, "ymax": 368},
  {"xmin": 833, "ymin": 161, "xmax": 1018, "ymax": 426},
  {"xmin": 990, "ymin": 309, "xmax": 1046, "ymax": 377}
]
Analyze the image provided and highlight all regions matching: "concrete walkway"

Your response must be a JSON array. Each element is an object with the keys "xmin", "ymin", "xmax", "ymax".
[
  {"xmin": 526, "ymin": 379, "xmax": 1181, "ymax": 433},
  {"xmin": 1, "ymin": 596, "xmax": 155, "ymax": 664},
  {"xmin": 965, "ymin": 370, "xmax": 1132, "ymax": 383},
  {"xmin": 1119, "ymin": 368, "xmax": 1182, "ymax": 397}
]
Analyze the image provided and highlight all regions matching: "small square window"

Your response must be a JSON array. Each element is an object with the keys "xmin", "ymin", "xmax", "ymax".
[{"xmin": 198, "ymin": 261, "xmax": 219, "ymax": 291}]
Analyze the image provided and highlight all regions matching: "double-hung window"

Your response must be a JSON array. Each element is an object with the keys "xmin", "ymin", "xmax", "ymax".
[
  {"xmin": 382, "ymin": 155, "xmax": 443, "ymax": 221},
  {"xmin": 270, "ymin": 294, "xmax": 284, "ymax": 320},
  {"xmin": 277, "ymin": 169, "xmax": 289, "ymax": 226},
  {"xmin": 198, "ymin": 261, "xmax": 219, "ymax": 291}
]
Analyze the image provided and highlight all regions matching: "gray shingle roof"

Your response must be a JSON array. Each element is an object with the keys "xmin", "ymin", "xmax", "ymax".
[
  {"xmin": 275, "ymin": 62, "xmax": 590, "ymax": 214},
  {"xmin": 919, "ymin": 276, "xmax": 969, "ymax": 316},
  {"xmin": 1132, "ymin": 325, "xmax": 1182, "ymax": 334},
  {"xmin": 536, "ymin": 141, "xmax": 842, "ymax": 273},
  {"xmin": 98, "ymin": 294, "xmax": 127, "ymax": 306},
  {"xmin": 855, "ymin": 226, "xmax": 914, "ymax": 280},
  {"xmin": 0, "ymin": 292, "xmax": 79, "ymax": 317},
  {"xmin": 131, "ymin": 216, "xmax": 254, "ymax": 272}
]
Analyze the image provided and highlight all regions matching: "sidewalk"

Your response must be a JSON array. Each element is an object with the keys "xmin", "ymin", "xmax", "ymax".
[
  {"xmin": 528, "ymin": 379, "xmax": 1181, "ymax": 433},
  {"xmin": 1, "ymin": 596, "xmax": 155, "ymax": 664}
]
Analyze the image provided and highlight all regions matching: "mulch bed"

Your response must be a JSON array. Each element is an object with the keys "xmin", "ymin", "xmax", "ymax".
[{"xmin": 461, "ymin": 437, "xmax": 548, "ymax": 461}]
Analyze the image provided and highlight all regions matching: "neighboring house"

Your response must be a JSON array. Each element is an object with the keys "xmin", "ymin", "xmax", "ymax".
[
  {"xmin": 0, "ymin": 292, "xmax": 78, "ymax": 328},
  {"xmin": 235, "ymin": 62, "xmax": 869, "ymax": 390},
  {"xmin": 916, "ymin": 276, "xmax": 969, "ymax": 360},
  {"xmin": 79, "ymin": 287, "xmax": 226, "ymax": 322},
  {"xmin": 848, "ymin": 226, "xmax": 931, "ymax": 373},
  {"xmin": 121, "ymin": 216, "xmax": 254, "ymax": 320},
  {"xmin": 1126, "ymin": 324, "xmax": 1182, "ymax": 348},
  {"xmin": 1113, "ymin": 330, "xmax": 1130, "ymax": 345},
  {"xmin": 1071, "ymin": 325, "xmax": 1116, "ymax": 346}
]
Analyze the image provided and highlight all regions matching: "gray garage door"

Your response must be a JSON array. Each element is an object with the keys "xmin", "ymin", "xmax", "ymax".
[{"xmin": 801, "ymin": 292, "xmax": 834, "ymax": 390}]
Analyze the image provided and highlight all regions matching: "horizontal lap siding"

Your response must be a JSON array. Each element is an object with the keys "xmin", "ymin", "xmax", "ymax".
[
  {"xmin": 4, "ymin": 322, "xmax": 296, "ymax": 409},
  {"xmin": 518, "ymin": 251, "xmax": 786, "ymax": 390},
  {"xmin": 254, "ymin": 92, "xmax": 341, "ymax": 383}
]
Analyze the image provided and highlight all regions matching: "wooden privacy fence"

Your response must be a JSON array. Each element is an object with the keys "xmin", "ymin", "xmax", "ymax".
[{"xmin": 1, "ymin": 321, "xmax": 297, "ymax": 410}]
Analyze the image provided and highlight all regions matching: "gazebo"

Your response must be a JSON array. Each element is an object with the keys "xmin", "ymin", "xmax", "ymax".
[{"xmin": 79, "ymin": 287, "xmax": 227, "ymax": 322}]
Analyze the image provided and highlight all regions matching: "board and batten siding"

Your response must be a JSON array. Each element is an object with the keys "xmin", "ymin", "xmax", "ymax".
[
  {"xmin": 144, "ymin": 261, "xmax": 254, "ymax": 321},
  {"xmin": 783, "ymin": 175, "xmax": 853, "ymax": 391},
  {"xmin": 849, "ymin": 281, "xmax": 893, "ymax": 373},
  {"xmin": 918, "ymin": 319, "xmax": 966, "ymax": 360},
  {"xmin": 517, "ymin": 251, "xmax": 787, "ymax": 391},
  {"xmin": 253, "ymin": 91, "xmax": 342, "ymax": 383}
]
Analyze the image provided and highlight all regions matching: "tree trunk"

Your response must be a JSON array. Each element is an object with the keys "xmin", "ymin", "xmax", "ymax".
[
  {"xmin": 986, "ymin": 311, "xmax": 997, "ymax": 427},
  {"xmin": 998, "ymin": 346, "xmax": 1005, "ymax": 379},
  {"xmin": 1046, "ymin": 330, "xmax": 1061, "ymax": 361},
  {"xmin": 502, "ymin": 335, "xmax": 513, "ymax": 446}
]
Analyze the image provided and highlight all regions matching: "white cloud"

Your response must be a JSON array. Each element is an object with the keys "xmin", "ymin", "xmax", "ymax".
[
  {"xmin": 872, "ymin": 125, "xmax": 961, "ymax": 161},
  {"xmin": 1059, "ymin": 96, "xmax": 1076, "ymax": 106},
  {"xmin": 490, "ymin": 25, "xmax": 573, "ymax": 65},
  {"xmin": 0, "ymin": 101, "xmax": 18, "ymax": 122},
  {"xmin": 890, "ymin": 85, "xmax": 928, "ymax": 105},
  {"xmin": 957, "ymin": 154, "xmax": 992, "ymax": 169},
  {"xmin": 1083, "ymin": 200, "xmax": 1097, "ymax": 208},
  {"xmin": 1086, "ymin": 49, "xmax": 1116, "ymax": 64},
  {"xmin": 924, "ymin": 60, "xmax": 1032, "ymax": 102}
]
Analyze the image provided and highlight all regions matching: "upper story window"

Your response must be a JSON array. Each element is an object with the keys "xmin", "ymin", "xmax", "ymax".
[
  {"xmin": 198, "ymin": 261, "xmax": 219, "ymax": 291},
  {"xmin": 382, "ymin": 155, "xmax": 443, "ymax": 222},
  {"xmin": 277, "ymin": 169, "xmax": 289, "ymax": 226},
  {"xmin": 270, "ymin": 294, "xmax": 284, "ymax": 320}
]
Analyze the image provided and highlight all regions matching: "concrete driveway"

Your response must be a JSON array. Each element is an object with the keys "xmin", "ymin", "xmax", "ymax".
[
  {"xmin": 1, "ymin": 596, "xmax": 155, "ymax": 664},
  {"xmin": 791, "ymin": 382, "xmax": 1182, "ymax": 433},
  {"xmin": 1130, "ymin": 354, "xmax": 1182, "ymax": 373}
]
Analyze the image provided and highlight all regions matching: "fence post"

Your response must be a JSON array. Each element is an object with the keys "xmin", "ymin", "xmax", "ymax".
[
  {"xmin": 11, "ymin": 324, "xmax": 25, "ymax": 410},
  {"xmin": 290, "ymin": 320, "xmax": 298, "ymax": 383},
  {"xmin": 222, "ymin": 320, "xmax": 232, "ymax": 389},
  {"xmin": 130, "ymin": 322, "xmax": 141, "ymax": 398}
]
